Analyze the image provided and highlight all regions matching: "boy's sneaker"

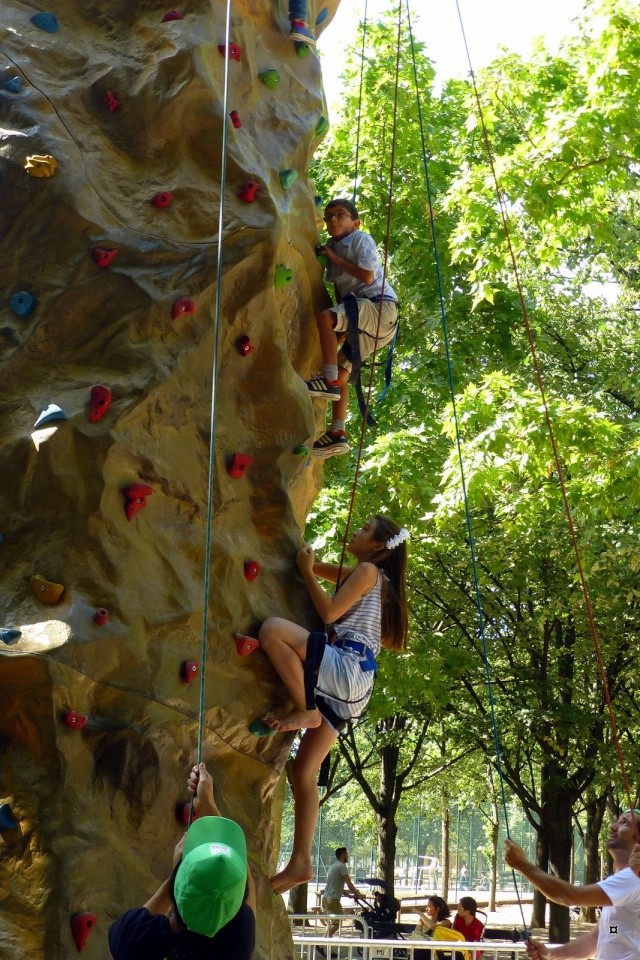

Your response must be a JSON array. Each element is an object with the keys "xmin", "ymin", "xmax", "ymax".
[
  {"xmin": 289, "ymin": 19, "xmax": 316, "ymax": 44},
  {"xmin": 306, "ymin": 374, "xmax": 341, "ymax": 401},
  {"xmin": 311, "ymin": 431, "xmax": 350, "ymax": 459}
]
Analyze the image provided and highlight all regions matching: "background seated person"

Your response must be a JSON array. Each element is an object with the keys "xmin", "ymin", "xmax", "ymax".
[
  {"xmin": 362, "ymin": 889, "xmax": 401, "ymax": 937},
  {"xmin": 453, "ymin": 897, "xmax": 484, "ymax": 941},
  {"xmin": 414, "ymin": 895, "xmax": 452, "ymax": 936}
]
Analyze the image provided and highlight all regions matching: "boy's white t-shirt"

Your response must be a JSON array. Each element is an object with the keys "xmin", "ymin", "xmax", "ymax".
[
  {"xmin": 325, "ymin": 230, "xmax": 397, "ymax": 301},
  {"xmin": 597, "ymin": 867, "xmax": 640, "ymax": 959}
]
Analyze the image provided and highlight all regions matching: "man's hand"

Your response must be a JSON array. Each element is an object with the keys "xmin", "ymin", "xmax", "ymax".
[
  {"xmin": 630, "ymin": 843, "xmax": 640, "ymax": 876},
  {"xmin": 187, "ymin": 762, "xmax": 217, "ymax": 816},
  {"xmin": 525, "ymin": 937, "xmax": 550, "ymax": 960},
  {"xmin": 505, "ymin": 838, "xmax": 531, "ymax": 871}
]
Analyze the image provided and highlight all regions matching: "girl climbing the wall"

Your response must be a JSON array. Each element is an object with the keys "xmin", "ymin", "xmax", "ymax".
[{"xmin": 234, "ymin": 515, "xmax": 409, "ymax": 893}]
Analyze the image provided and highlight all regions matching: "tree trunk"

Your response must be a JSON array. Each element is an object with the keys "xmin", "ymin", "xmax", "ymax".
[
  {"xmin": 582, "ymin": 792, "xmax": 608, "ymax": 923},
  {"xmin": 440, "ymin": 801, "xmax": 450, "ymax": 901},
  {"xmin": 489, "ymin": 817, "xmax": 498, "ymax": 912},
  {"xmin": 531, "ymin": 831, "xmax": 547, "ymax": 929},
  {"xmin": 289, "ymin": 883, "xmax": 309, "ymax": 918},
  {"xmin": 377, "ymin": 737, "xmax": 401, "ymax": 895},
  {"xmin": 542, "ymin": 767, "xmax": 573, "ymax": 943}
]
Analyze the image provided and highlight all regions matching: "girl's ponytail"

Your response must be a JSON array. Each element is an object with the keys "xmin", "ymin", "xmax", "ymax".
[{"xmin": 371, "ymin": 515, "xmax": 409, "ymax": 651}]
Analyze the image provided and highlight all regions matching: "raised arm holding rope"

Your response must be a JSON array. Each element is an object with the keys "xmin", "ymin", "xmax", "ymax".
[
  {"xmin": 234, "ymin": 515, "xmax": 409, "ymax": 893},
  {"xmin": 505, "ymin": 809, "xmax": 640, "ymax": 960}
]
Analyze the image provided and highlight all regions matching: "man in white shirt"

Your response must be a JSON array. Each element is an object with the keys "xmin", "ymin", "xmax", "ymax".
[
  {"xmin": 320, "ymin": 847, "xmax": 361, "ymax": 949},
  {"xmin": 505, "ymin": 808, "xmax": 640, "ymax": 960}
]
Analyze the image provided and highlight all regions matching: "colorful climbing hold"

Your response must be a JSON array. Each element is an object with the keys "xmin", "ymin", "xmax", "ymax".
[
  {"xmin": 218, "ymin": 43, "xmax": 241, "ymax": 62},
  {"xmin": 315, "ymin": 6, "xmax": 329, "ymax": 25},
  {"xmin": 227, "ymin": 453, "xmax": 254, "ymax": 479},
  {"xmin": 316, "ymin": 253, "xmax": 329, "ymax": 269},
  {"xmin": 293, "ymin": 444, "xmax": 310, "ymax": 456},
  {"xmin": 237, "ymin": 180, "xmax": 260, "ymax": 203},
  {"xmin": 25, "ymin": 154, "xmax": 58, "ymax": 178},
  {"xmin": 62, "ymin": 711, "xmax": 87, "ymax": 729},
  {"xmin": 279, "ymin": 169, "xmax": 298, "ymax": 189},
  {"xmin": 243, "ymin": 561, "xmax": 260, "ymax": 581},
  {"xmin": 152, "ymin": 191, "xmax": 173, "ymax": 209},
  {"xmin": 314, "ymin": 195, "xmax": 323, "ymax": 207},
  {"xmin": 0, "ymin": 628, "xmax": 21, "ymax": 645},
  {"xmin": 87, "ymin": 384, "xmax": 112, "ymax": 423},
  {"xmin": 315, "ymin": 116, "xmax": 329, "ymax": 137},
  {"xmin": 31, "ymin": 12, "xmax": 59, "ymax": 32},
  {"xmin": 93, "ymin": 607, "xmax": 109, "ymax": 625},
  {"xmin": 3, "ymin": 76, "xmax": 22, "ymax": 93},
  {"xmin": 175, "ymin": 800, "xmax": 201, "ymax": 825},
  {"xmin": 249, "ymin": 718, "xmax": 276, "ymax": 737},
  {"xmin": 102, "ymin": 90, "xmax": 121, "ymax": 112},
  {"xmin": 0, "ymin": 804, "xmax": 18, "ymax": 830},
  {"xmin": 30, "ymin": 574, "xmax": 65, "ymax": 604},
  {"xmin": 161, "ymin": 10, "xmax": 184, "ymax": 21},
  {"xmin": 181, "ymin": 660, "xmax": 199, "ymax": 683},
  {"xmin": 295, "ymin": 42, "xmax": 311, "ymax": 58},
  {"xmin": 274, "ymin": 264, "xmax": 293, "ymax": 288},
  {"xmin": 259, "ymin": 69, "xmax": 280, "ymax": 89},
  {"xmin": 171, "ymin": 297, "xmax": 197, "ymax": 320},
  {"xmin": 229, "ymin": 110, "xmax": 242, "ymax": 128},
  {"xmin": 237, "ymin": 335, "xmax": 253, "ymax": 356},
  {"xmin": 123, "ymin": 482, "xmax": 153, "ymax": 521},
  {"xmin": 70, "ymin": 913, "xmax": 97, "ymax": 954},
  {"xmin": 91, "ymin": 247, "xmax": 118, "ymax": 268},
  {"xmin": 34, "ymin": 404, "xmax": 67, "ymax": 428},
  {"xmin": 10, "ymin": 291, "xmax": 35, "ymax": 317},
  {"xmin": 235, "ymin": 633, "xmax": 260, "ymax": 656}
]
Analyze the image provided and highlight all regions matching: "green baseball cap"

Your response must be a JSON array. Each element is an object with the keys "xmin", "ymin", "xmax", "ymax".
[{"xmin": 174, "ymin": 816, "xmax": 247, "ymax": 938}]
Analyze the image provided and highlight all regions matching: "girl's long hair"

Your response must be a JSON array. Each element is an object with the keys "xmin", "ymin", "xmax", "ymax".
[
  {"xmin": 428, "ymin": 895, "xmax": 450, "ymax": 921},
  {"xmin": 371, "ymin": 515, "xmax": 408, "ymax": 651}
]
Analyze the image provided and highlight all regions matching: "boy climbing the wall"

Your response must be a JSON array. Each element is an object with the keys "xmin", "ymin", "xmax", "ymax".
[{"xmin": 306, "ymin": 199, "xmax": 398, "ymax": 459}]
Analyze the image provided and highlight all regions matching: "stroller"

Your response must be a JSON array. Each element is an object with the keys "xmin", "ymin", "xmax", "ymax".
[{"xmin": 354, "ymin": 879, "xmax": 410, "ymax": 957}]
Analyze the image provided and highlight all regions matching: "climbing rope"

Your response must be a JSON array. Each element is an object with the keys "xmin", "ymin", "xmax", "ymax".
[
  {"xmin": 335, "ymin": 0, "xmax": 404, "ymax": 584},
  {"xmin": 453, "ymin": 0, "xmax": 634, "ymax": 812},
  {"xmin": 352, "ymin": 0, "xmax": 369, "ymax": 205},
  {"xmin": 402, "ymin": 2, "xmax": 528, "ymax": 934},
  {"xmin": 195, "ymin": 0, "xmax": 233, "ymax": 778}
]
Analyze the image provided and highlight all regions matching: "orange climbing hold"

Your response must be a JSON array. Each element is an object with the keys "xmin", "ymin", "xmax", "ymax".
[
  {"xmin": 70, "ymin": 913, "xmax": 97, "ymax": 953},
  {"xmin": 234, "ymin": 633, "xmax": 260, "ymax": 657},
  {"xmin": 87, "ymin": 384, "xmax": 112, "ymax": 423},
  {"xmin": 230, "ymin": 110, "xmax": 241, "ymax": 128},
  {"xmin": 244, "ymin": 560, "xmax": 260, "ymax": 581},
  {"xmin": 62, "ymin": 711, "xmax": 87, "ymax": 729},
  {"xmin": 123, "ymin": 482, "xmax": 153, "ymax": 521},
  {"xmin": 181, "ymin": 660, "xmax": 199, "ymax": 683},
  {"xmin": 152, "ymin": 191, "xmax": 173, "ymax": 209},
  {"xmin": 94, "ymin": 607, "xmax": 109, "ymax": 625},
  {"xmin": 30, "ymin": 574, "xmax": 65, "ymax": 604},
  {"xmin": 218, "ymin": 42, "xmax": 241, "ymax": 61},
  {"xmin": 171, "ymin": 297, "xmax": 197, "ymax": 320},
  {"xmin": 237, "ymin": 180, "xmax": 260, "ymax": 203},
  {"xmin": 227, "ymin": 453, "xmax": 253, "ymax": 479},
  {"xmin": 237, "ymin": 335, "xmax": 253, "ymax": 356},
  {"xmin": 91, "ymin": 247, "xmax": 118, "ymax": 268}
]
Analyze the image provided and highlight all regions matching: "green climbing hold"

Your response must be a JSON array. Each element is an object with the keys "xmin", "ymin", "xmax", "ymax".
[
  {"xmin": 250, "ymin": 718, "xmax": 276, "ymax": 737},
  {"xmin": 295, "ymin": 42, "xmax": 311, "ymax": 58},
  {"xmin": 279, "ymin": 168, "xmax": 298, "ymax": 189},
  {"xmin": 315, "ymin": 116, "xmax": 329, "ymax": 137},
  {"xmin": 293, "ymin": 445, "xmax": 309, "ymax": 456},
  {"xmin": 274, "ymin": 264, "xmax": 293, "ymax": 288},
  {"xmin": 259, "ymin": 70, "xmax": 280, "ymax": 89},
  {"xmin": 316, "ymin": 254, "xmax": 329, "ymax": 269}
]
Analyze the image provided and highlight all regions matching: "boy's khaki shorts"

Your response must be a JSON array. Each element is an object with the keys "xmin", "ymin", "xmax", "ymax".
[{"xmin": 332, "ymin": 299, "xmax": 398, "ymax": 372}]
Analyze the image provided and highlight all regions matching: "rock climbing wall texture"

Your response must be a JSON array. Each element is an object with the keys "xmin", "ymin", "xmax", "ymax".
[{"xmin": 0, "ymin": 1, "xmax": 337, "ymax": 957}]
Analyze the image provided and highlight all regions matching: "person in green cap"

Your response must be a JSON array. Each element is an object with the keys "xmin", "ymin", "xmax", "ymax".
[{"xmin": 108, "ymin": 762, "xmax": 255, "ymax": 960}]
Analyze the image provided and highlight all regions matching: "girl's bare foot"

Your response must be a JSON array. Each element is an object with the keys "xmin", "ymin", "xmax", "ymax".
[
  {"xmin": 270, "ymin": 856, "xmax": 313, "ymax": 893},
  {"xmin": 263, "ymin": 708, "xmax": 322, "ymax": 732}
]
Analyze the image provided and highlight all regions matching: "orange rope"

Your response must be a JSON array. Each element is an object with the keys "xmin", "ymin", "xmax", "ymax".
[{"xmin": 453, "ymin": 0, "xmax": 633, "ymax": 809}]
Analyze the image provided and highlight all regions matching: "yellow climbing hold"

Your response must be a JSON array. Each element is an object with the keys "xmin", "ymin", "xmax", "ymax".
[
  {"xmin": 25, "ymin": 155, "xmax": 58, "ymax": 178},
  {"xmin": 30, "ymin": 574, "xmax": 65, "ymax": 604}
]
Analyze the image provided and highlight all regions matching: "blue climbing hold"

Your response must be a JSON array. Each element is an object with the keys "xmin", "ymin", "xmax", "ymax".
[
  {"xmin": 30, "ymin": 12, "xmax": 59, "ymax": 32},
  {"xmin": 249, "ymin": 718, "xmax": 277, "ymax": 737},
  {"xmin": 34, "ymin": 404, "xmax": 67, "ymax": 428},
  {"xmin": 314, "ymin": 195, "xmax": 323, "ymax": 207},
  {"xmin": 10, "ymin": 291, "xmax": 35, "ymax": 317},
  {"xmin": 1, "ymin": 628, "xmax": 21, "ymax": 645},
  {"xmin": 315, "ymin": 7, "xmax": 329, "ymax": 25},
  {"xmin": 3, "ymin": 76, "xmax": 22, "ymax": 93},
  {"xmin": 0, "ymin": 805, "xmax": 17, "ymax": 830}
]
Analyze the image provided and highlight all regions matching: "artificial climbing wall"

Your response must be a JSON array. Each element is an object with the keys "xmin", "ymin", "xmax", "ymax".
[{"xmin": 0, "ymin": 2, "xmax": 337, "ymax": 957}]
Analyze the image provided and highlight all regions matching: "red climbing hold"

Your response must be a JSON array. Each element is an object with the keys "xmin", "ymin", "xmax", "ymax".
[
  {"xmin": 230, "ymin": 110, "xmax": 242, "ymax": 128},
  {"xmin": 102, "ymin": 90, "xmax": 121, "ymax": 113},
  {"xmin": 62, "ymin": 711, "xmax": 87, "ymax": 729},
  {"xmin": 171, "ymin": 297, "xmax": 197, "ymax": 320},
  {"xmin": 244, "ymin": 560, "xmax": 260, "ymax": 581},
  {"xmin": 235, "ymin": 633, "xmax": 260, "ymax": 657},
  {"xmin": 94, "ymin": 607, "xmax": 109, "ymax": 625},
  {"xmin": 237, "ymin": 180, "xmax": 260, "ymax": 203},
  {"xmin": 237, "ymin": 335, "xmax": 253, "ymax": 356},
  {"xmin": 175, "ymin": 800, "xmax": 201, "ymax": 825},
  {"xmin": 71, "ymin": 913, "xmax": 97, "ymax": 953},
  {"xmin": 162, "ymin": 10, "xmax": 184, "ymax": 21},
  {"xmin": 123, "ymin": 482, "xmax": 153, "ymax": 521},
  {"xmin": 181, "ymin": 660, "xmax": 199, "ymax": 683},
  {"xmin": 91, "ymin": 247, "xmax": 118, "ymax": 268},
  {"xmin": 152, "ymin": 191, "xmax": 173, "ymax": 209},
  {"xmin": 218, "ymin": 43, "xmax": 241, "ymax": 62},
  {"xmin": 227, "ymin": 453, "xmax": 253, "ymax": 479},
  {"xmin": 87, "ymin": 384, "xmax": 112, "ymax": 423}
]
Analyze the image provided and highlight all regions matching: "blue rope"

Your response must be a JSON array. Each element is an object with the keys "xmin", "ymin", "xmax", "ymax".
[
  {"xmin": 196, "ymin": 0, "xmax": 233, "ymax": 771},
  {"xmin": 352, "ymin": 0, "xmax": 369, "ymax": 205},
  {"xmin": 405, "ymin": 1, "xmax": 528, "ymax": 933}
]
